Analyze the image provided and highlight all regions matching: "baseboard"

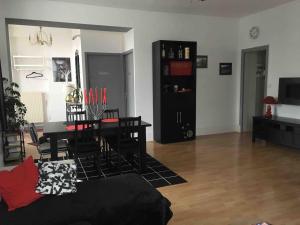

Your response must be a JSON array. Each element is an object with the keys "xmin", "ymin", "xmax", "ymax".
[
  {"xmin": 196, "ymin": 124, "xmax": 240, "ymax": 136},
  {"xmin": 147, "ymin": 124, "xmax": 239, "ymax": 142}
]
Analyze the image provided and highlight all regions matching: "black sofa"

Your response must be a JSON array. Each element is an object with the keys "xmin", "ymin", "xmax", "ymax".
[{"xmin": 0, "ymin": 174, "xmax": 173, "ymax": 225}]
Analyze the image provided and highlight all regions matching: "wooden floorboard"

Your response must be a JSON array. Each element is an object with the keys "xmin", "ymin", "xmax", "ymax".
[
  {"xmin": 147, "ymin": 132, "xmax": 300, "ymax": 225},
  {"xmin": 23, "ymin": 132, "xmax": 300, "ymax": 224}
]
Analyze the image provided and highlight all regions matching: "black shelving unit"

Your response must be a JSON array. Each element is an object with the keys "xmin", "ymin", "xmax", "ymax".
[{"xmin": 153, "ymin": 40, "xmax": 197, "ymax": 144}]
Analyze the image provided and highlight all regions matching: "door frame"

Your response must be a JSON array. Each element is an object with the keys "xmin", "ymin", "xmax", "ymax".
[
  {"xmin": 122, "ymin": 49, "xmax": 134, "ymax": 117},
  {"xmin": 240, "ymin": 45, "xmax": 269, "ymax": 132},
  {"xmin": 0, "ymin": 61, "xmax": 6, "ymax": 131}
]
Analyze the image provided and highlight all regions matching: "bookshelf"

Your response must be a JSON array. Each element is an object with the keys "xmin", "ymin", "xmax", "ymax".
[{"xmin": 153, "ymin": 40, "xmax": 197, "ymax": 143}]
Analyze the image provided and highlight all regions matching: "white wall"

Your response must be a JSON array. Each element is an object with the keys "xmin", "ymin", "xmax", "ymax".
[
  {"xmin": 8, "ymin": 25, "xmax": 77, "ymax": 122},
  {"xmin": 81, "ymin": 30, "xmax": 124, "ymax": 53},
  {"xmin": 237, "ymin": 0, "xmax": 300, "ymax": 125},
  {"xmin": 0, "ymin": 0, "xmax": 240, "ymax": 140},
  {"xmin": 123, "ymin": 29, "xmax": 134, "ymax": 52}
]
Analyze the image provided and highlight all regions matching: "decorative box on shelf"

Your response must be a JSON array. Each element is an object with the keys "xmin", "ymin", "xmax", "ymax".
[{"xmin": 169, "ymin": 61, "xmax": 192, "ymax": 76}]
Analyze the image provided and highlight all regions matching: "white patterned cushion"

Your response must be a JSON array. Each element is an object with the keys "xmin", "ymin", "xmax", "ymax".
[{"xmin": 36, "ymin": 161, "xmax": 77, "ymax": 195}]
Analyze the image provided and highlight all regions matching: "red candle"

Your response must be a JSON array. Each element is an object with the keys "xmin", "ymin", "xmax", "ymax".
[
  {"xmin": 95, "ymin": 88, "xmax": 98, "ymax": 104},
  {"xmin": 100, "ymin": 88, "xmax": 103, "ymax": 105},
  {"xmin": 83, "ymin": 89, "xmax": 88, "ymax": 105},
  {"xmin": 103, "ymin": 88, "xmax": 107, "ymax": 105},
  {"xmin": 89, "ymin": 88, "xmax": 94, "ymax": 105},
  {"xmin": 105, "ymin": 88, "xmax": 107, "ymax": 105}
]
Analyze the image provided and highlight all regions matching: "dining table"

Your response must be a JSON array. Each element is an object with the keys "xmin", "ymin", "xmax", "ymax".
[{"xmin": 43, "ymin": 120, "xmax": 152, "ymax": 171}]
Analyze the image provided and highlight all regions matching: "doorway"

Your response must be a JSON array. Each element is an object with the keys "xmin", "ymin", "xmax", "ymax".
[{"xmin": 240, "ymin": 46, "xmax": 269, "ymax": 132}]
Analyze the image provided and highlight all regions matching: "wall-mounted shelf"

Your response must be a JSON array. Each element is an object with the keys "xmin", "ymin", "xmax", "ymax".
[{"xmin": 13, "ymin": 56, "xmax": 46, "ymax": 71}]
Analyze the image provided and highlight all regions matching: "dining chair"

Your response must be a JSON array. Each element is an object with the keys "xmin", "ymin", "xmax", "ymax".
[
  {"xmin": 114, "ymin": 116, "xmax": 142, "ymax": 172},
  {"xmin": 28, "ymin": 123, "xmax": 69, "ymax": 160},
  {"xmin": 69, "ymin": 120, "xmax": 102, "ymax": 170},
  {"xmin": 101, "ymin": 109, "xmax": 120, "ymax": 162},
  {"xmin": 101, "ymin": 109, "xmax": 119, "ymax": 120},
  {"xmin": 66, "ymin": 103, "xmax": 87, "ymax": 122}
]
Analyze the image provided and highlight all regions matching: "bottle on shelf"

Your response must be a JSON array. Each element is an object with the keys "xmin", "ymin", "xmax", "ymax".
[
  {"xmin": 178, "ymin": 45, "xmax": 183, "ymax": 59},
  {"xmin": 168, "ymin": 48, "xmax": 175, "ymax": 59},
  {"xmin": 184, "ymin": 47, "xmax": 190, "ymax": 59},
  {"xmin": 173, "ymin": 85, "xmax": 179, "ymax": 93},
  {"xmin": 162, "ymin": 44, "xmax": 166, "ymax": 59}
]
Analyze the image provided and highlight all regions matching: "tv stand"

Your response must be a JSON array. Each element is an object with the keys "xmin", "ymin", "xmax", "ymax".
[{"xmin": 252, "ymin": 116, "xmax": 300, "ymax": 148}]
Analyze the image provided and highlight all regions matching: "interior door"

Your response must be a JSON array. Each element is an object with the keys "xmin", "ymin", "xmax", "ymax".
[
  {"xmin": 86, "ymin": 53, "xmax": 126, "ymax": 116},
  {"xmin": 242, "ymin": 50, "xmax": 267, "ymax": 132},
  {"xmin": 124, "ymin": 52, "xmax": 135, "ymax": 117},
  {"xmin": 242, "ymin": 52, "xmax": 257, "ymax": 132}
]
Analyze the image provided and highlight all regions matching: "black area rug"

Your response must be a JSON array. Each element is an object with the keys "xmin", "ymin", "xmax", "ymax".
[{"xmin": 35, "ymin": 153, "xmax": 187, "ymax": 188}]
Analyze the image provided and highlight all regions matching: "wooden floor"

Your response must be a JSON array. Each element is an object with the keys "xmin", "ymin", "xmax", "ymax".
[
  {"xmin": 148, "ymin": 133, "xmax": 300, "ymax": 225},
  {"xmin": 24, "ymin": 132, "xmax": 300, "ymax": 224}
]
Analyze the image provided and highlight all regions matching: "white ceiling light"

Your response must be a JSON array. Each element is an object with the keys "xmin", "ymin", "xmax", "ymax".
[{"xmin": 29, "ymin": 26, "xmax": 53, "ymax": 46}]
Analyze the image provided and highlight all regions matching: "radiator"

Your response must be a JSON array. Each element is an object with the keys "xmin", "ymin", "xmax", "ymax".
[{"xmin": 20, "ymin": 92, "xmax": 45, "ymax": 123}]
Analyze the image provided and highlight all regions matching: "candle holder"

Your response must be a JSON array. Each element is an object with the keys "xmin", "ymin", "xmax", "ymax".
[
  {"xmin": 83, "ymin": 87, "xmax": 108, "ymax": 120},
  {"xmin": 86, "ymin": 103, "xmax": 107, "ymax": 120}
]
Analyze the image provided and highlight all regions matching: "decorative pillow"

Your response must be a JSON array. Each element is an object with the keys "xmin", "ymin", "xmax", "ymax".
[
  {"xmin": 0, "ymin": 157, "xmax": 42, "ymax": 211},
  {"xmin": 36, "ymin": 161, "xmax": 77, "ymax": 195}
]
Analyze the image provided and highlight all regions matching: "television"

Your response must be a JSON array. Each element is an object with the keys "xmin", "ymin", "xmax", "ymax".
[{"xmin": 278, "ymin": 78, "xmax": 300, "ymax": 105}]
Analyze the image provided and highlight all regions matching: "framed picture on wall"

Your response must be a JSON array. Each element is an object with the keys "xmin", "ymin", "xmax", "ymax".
[
  {"xmin": 196, "ymin": 55, "xmax": 208, "ymax": 68},
  {"xmin": 52, "ymin": 57, "xmax": 72, "ymax": 82},
  {"xmin": 219, "ymin": 63, "xmax": 232, "ymax": 75}
]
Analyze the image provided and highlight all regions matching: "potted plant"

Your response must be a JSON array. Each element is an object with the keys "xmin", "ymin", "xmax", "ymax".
[
  {"xmin": 2, "ymin": 78, "xmax": 27, "ymax": 131},
  {"xmin": 65, "ymin": 84, "xmax": 82, "ymax": 103}
]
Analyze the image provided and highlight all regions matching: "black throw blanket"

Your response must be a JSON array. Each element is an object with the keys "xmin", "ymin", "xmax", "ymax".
[{"xmin": 0, "ymin": 174, "xmax": 173, "ymax": 225}]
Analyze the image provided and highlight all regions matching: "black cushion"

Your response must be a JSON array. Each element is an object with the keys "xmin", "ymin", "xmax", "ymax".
[
  {"xmin": 0, "ymin": 174, "xmax": 172, "ymax": 225},
  {"xmin": 69, "ymin": 222, "xmax": 91, "ymax": 225}
]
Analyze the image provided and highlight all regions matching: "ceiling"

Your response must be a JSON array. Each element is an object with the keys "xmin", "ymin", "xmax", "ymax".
[{"xmin": 48, "ymin": 0, "xmax": 296, "ymax": 18}]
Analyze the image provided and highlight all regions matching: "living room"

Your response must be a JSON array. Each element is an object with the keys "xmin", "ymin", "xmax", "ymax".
[{"xmin": 1, "ymin": 0, "xmax": 300, "ymax": 224}]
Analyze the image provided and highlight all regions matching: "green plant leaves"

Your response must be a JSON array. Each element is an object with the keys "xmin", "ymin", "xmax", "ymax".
[{"xmin": 2, "ymin": 79, "xmax": 27, "ymax": 130}]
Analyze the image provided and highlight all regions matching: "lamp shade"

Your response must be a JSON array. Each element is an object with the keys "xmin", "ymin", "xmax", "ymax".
[{"xmin": 263, "ymin": 96, "xmax": 278, "ymax": 104}]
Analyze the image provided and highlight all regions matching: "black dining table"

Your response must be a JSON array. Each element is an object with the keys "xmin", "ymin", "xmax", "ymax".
[{"xmin": 43, "ymin": 120, "xmax": 152, "ymax": 171}]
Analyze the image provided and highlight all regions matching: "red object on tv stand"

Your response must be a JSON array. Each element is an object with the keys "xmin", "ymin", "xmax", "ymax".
[{"xmin": 262, "ymin": 96, "xmax": 278, "ymax": 119}]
